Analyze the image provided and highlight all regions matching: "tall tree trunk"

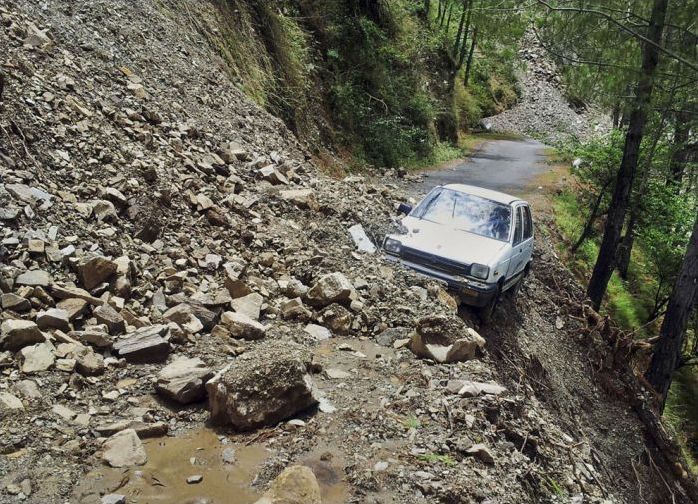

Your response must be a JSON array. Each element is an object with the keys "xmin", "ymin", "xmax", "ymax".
[
  {"xmin": 616, "ymin": 210, "xmax": 636, "ymax": 279},
  {"xmin": 667, "ymin": 110, "xmax": 690, "ymax": 189},
  {"xmin": 571, "ymin": 179, "xmax": 611, "ymax": 253},
  {"xmin": 463, "ymin": 27, "xmax": 477, "ymax": 86},
  {"xmin": 445, "ymin": 2, "xmax": 454, "ymax": 31},
  {"xmin": 646, "ymin": 214, "xmax": 698, "ymax": 411},
  {"xmin": 455, "ymin": 4, "xmax": 472, "ymax": 71},
  {"xmin": 586, "ymin": 0, "xmax": 668, "ymax": 311},
  {"xmin": 452, "ymin": 0, "xmax": 468, "ymax": 58}
]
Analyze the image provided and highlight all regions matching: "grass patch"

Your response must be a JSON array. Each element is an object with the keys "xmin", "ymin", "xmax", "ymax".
[
  {"xmin": 665, "ymin": 367, "xmax": 698, "ymax": 474},
  {"xmin": 417, "ymin": 453, "xmax": 456, "ymax": 466},
  {"xmin": 401, "ymin": 415, "xmax": 422, "ymax": 430},
  {"xmin": 552, "ymin": 190, "xmax": 650, "ymax": 333}
]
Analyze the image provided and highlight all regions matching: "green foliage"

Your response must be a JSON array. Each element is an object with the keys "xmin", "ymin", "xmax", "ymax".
[
  {"xmin": 417, "ymin": 453, "xmax": 456, "ymax": 466},
  {"xmin": 402, "ymin": 415, "xmax": 422, "ymax": 430}
]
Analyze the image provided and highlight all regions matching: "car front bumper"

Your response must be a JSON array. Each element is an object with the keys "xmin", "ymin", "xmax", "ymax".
[{"xmin": 384, "ymin": 254, "xmax": 497, "ymax": 308}]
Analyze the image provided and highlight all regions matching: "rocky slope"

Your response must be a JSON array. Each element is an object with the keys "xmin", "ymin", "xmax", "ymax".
[
  {"xmin": 483, "ymin": 34, "xmax": 610, "ymax": 143},
  {"xmin": 0, "ymin": 2, "xmax": 694, "ymax": 504}
]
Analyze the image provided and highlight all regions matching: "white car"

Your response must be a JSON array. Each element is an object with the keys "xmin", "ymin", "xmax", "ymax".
[{"xmin": 383, "ymin": 184, "xmax": 534, "ymax": 320}]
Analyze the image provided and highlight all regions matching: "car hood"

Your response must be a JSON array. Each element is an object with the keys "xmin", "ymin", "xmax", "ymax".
[{"xmin": 390, "ymin": 216, "xmax": 507, "ymax": 266}]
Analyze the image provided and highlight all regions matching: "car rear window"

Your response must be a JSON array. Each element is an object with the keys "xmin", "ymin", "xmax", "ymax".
[{"xmin": 413, "ymin": 188, "xmax": 512, "ymax": 241}]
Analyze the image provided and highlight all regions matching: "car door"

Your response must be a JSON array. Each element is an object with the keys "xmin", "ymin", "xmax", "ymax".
[
  {"xmin": 507, "ymin": 205, "xmax": 524, "ymax": 279},
  {"xmin": 520, "ymin": 204, "xmax": 534, "ymax": 269}
]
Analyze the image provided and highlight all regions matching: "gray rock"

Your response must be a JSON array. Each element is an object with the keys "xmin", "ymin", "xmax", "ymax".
[
  {"xmin": 0, "ymin": 392, "xmax": 24, "ymax": 415},
  {"xmin": 306, "ymin": 272, "xmax": 356, "ymax": 307},
  {"xmin": 113, "ymin": 325, "xmax": 170, "ymax": 363},
  {"xmin": 304, "ymin": 324, "xmax": 331, "ymax": 341},
  {"xmin": 220, "ymin": 312, "xmax": 266, "ymax": 340},
  {"xmin": 12, "ymin": 380, "xmax": 41, "ymax": 400},
  {"xmin": 0, "ymin": 320, "xmax": 45, "ymax": 351},
  {"xmin": 102, "ymin": 429, "xmax": 147, "ymax": 467},
  {"xmin": 0, "ymin": 293, "xmax": 31, "ymax": 312},
  {"xmin": 409, "ymin": 315, "xmax": 485, "ymax": 363},
  {"xmin": 279, "ymin": 188, "xmax": 318, "ymax": 210},
  {"xmin": 206, "ymin": 341, "xmax": 318, "ymax": 430},
  {"xmin": 56, "ymin": 298, "xmax": 89, "ymax": 321},
  {"xmin": 466, "ymin": 443, "xmax": 495, "ymax": 465},
  {"xmin": 15, "ymin": 269, "xmax": 51, "ymax": 287},
  {"xmin": 253, "ymin": 465, "xmax": 321, "ymax": 504},
  {"xmin": 156, "ymin": 357, "xmax": 213, "ymax": 404},
  {"xmin": 95, "ymin": 420, "xmax": 169, "ymax": 439},
  {"xmin": 36, "ymin": 308, "xmax": 70, "ymax": 331},
  {"xmin": 102, "ymin": 495, "xmax": 126, "ymax": 504},
  {"xmin": 94, "ymin": 304, "xmax": 126, "ymax": 335},
  {"xmin": 76, "ymin": 256, "xmax": 118, "ymax": 290},
  {"xmin": 230, "ymin": 292, "xmax": 263, "ymax": 320},
  {"xmin": 19, "ymin": 341, "xmax": 56, "ymax": 373}
]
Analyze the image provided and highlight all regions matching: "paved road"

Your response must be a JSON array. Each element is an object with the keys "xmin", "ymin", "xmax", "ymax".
[{"xmin": 418, "ymin": 139, "xmax": 548, "ymax": 198}]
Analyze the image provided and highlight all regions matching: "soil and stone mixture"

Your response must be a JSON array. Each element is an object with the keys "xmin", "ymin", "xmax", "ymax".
[{"xmin": 0, "ymin": 1, "xmax": 695, "ymax": 504}]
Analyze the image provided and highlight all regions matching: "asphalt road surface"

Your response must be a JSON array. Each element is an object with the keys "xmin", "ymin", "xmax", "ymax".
[{"xmin": 418, "ymin": 139, "xmax": 548, "ymax": 198}]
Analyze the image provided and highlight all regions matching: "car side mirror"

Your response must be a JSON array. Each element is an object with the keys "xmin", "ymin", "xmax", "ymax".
[{"xmin": 397, "ymin": 203, "xmax": 413, "ymax": 215}]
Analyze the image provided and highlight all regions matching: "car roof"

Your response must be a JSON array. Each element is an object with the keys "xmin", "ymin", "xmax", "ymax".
[{"xmin": 441, "ymin": 184, "xmax": 525, "ymax": 205}]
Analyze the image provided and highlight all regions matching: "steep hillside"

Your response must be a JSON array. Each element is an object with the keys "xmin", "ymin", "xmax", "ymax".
[{"xmin": 0, "ymin": 2, "xmax": 695, "ymax": 504}]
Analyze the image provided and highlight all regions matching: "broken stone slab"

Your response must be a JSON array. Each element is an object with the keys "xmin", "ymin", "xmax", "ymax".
[
  {"xmin": 113, "ymin": 325, "xmax": 170, "ymax": 363},
  {"xmin": 70, "ymin": 328, "xmax": 112, "ymax": 349},
  {"xmin": 156, "ymin": 357, "xmax": 213, "ymax": 404},
  {"xmin": 19, "ymin": 341, "xmax": 56, "ymax": 373},
  {"xmin": 348, "ymin": 224, "xmax": 376, "ymax": 253},
  {"xmin": 0, "ymin": 320, "xmax": 46, "ymax": 351},
  {"xmin": 56, "ymin": 298, "xmax": 89, "ymax": 321},
  {"xmin": 220, "ymin": 312, "xmax": 266, "ymax": 340},
  {"xmin": 206, "ymin": 341, "xmax": 318, "ymax": 430},
  {"xmin": 0, "ymin": 293, "xmax": 31, "ymax": 312},
  {"xmin": 51, "ymin": 285, "xmax": 103, "ymax": 306},
  {"xmin": 281, "ymin": 298, "xmax": 312, "ymax": 320},
  {"xmin": 0, "ymin": 392, "xmax": 24, "ymax": 416},
  {"xmin": 279, "ymin": 188, "xmax": 319, "ymax": 211},
  {"xmin": 305, "ymin": 272, "xmax": 356, "ymax": 307},
  {"xmin": 74, "ymin": 346, "xmax": 105, "ymax": 376},
  {"xmin": 12, "ymin": 380, "xmax": 41, "ymax": 400},
  {"xmin": 304, "ymin": 324, "xmax": 331, "ymax": 341},
  {"xmin": 15, "ymin": 269, "xmax": 51, "ymax": 287},
  {"xmin": 230, "ymin": 292, "xmax": 263, "ymax": 320},
  {"xmin": 253, "ymin": 465, "xmax": 321, "ymax": 504},
  {"xmin": 102, "ymin": 429, "xmax": 147, "ymax": 467},
  {"xmin": 94, "ymin": 304, "xmax": 126, "ymax": 335},
  {"xmin": 76, "ymin": 256, "xmax": 118, "ymax": 290},
  {"xmin": 259, "ymin": 165, "xmax": 288, "ymax": 185},
  {"xmin": 446, "ymin": 380, "xmax": 507, "ymax": 397},
  {"xmin": 95, "ymin": 420, "xmax": 169, "ymax": 439},
  {"xmin": 409, "ymin": 316, "xmax": 485, "ymax": 363},
  {"xmin": 224, "ymin": 278, "xmax": 253, "ymax": 299},
  {"xmin": 102, "ymin": 495, "xmax": 126, "ymax": 504},
  {"xmin": 36, "ymin": 308, "xmax": 71, "ymax": 331},
  {"xmin": 163, "ymin": 303, "xmax": 217, "ymax": 331}
]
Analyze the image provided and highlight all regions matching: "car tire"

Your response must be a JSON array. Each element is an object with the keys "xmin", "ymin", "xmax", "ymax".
[
  {"xmin": 479, "ymin": 283, "xmax": 502, "ymax": 323},
  {"xmin": 508, "ymin": 275, "xmax": 524, "ymax": 298}
]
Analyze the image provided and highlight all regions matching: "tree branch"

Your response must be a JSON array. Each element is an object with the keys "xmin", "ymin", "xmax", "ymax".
[{"xmin": 535, "ymin": 0, "xmax": 698, "ymax": 72}]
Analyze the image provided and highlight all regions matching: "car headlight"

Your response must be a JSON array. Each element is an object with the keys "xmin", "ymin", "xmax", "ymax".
[
  {"xmin": 383, "ymin": 237, "xmax": 402, "ymax": 254},
  {"xmin": 470, "ymin": 263, "xmax": 490, "ymax": 280}
]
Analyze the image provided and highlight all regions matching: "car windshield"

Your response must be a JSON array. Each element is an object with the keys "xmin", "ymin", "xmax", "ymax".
[{"xmin": 412, "ymin": 188, "xmax": 511, "ymax": 241}]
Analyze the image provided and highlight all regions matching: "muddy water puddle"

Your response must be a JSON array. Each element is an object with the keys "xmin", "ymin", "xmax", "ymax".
[{"xmin": 78, "ymin": 428, "xmax": 349, "ymax": 503}]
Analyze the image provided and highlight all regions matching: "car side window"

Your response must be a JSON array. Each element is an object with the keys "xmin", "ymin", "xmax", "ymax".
[
  {"xmin": 522, "ymin": 205, "xmax": 532, "ymax": 240},
  {"xmin": 513, "ymin": 206, "xmax": 523, "ymax": 245}
]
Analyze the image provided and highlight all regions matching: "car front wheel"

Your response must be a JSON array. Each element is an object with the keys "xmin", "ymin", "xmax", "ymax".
[{"xmin": 479, "ymin": 283, "xmax": 502, "ymax": 323}]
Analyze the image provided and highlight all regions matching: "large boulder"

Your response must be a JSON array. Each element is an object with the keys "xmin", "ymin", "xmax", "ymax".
[
  {"xmin": 409, "ymin": 315, "xmax": 485, "ymax": 363},
  {"xmin": 206, "ymin": 341, "xmax": 318, "ymax": 430},
  {"xmin": 101, "ymin": 429, "xmax": 147, "ymax": 467},
  {"xmin": 305, "ymin": 272, "xmax": 356, "ymax": 307},
  {"xmin": 254, "ymin": 465, "xmax": 322, "ymax": 504},
  {"xmin": 220, "ymin": 311, "xmax": 266, "ymax": 340},
  {"xmin": 76, "ymin": 256, "xmax": 118, "ymax": 290},
  {"xmin": 113, "ymin": 325, "xmax": 170, "ymax": 363},
  {"xmin": 0, "ymin": 320, "xmax": 45, "ymax": 351},
  {"xmin": 156, "ymin": 357, "xmax": 213, "ymax": 404}
]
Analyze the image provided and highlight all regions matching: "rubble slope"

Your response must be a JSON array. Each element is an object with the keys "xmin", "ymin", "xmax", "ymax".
[{"xmin": 0, "ymin": 2, "xmax": 695, "ymax": 504}]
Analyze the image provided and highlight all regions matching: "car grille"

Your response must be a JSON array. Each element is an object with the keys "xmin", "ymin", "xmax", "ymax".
[{"xmin": 400, "ymin": 246, "xmax": 470, "ymax": 276}]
